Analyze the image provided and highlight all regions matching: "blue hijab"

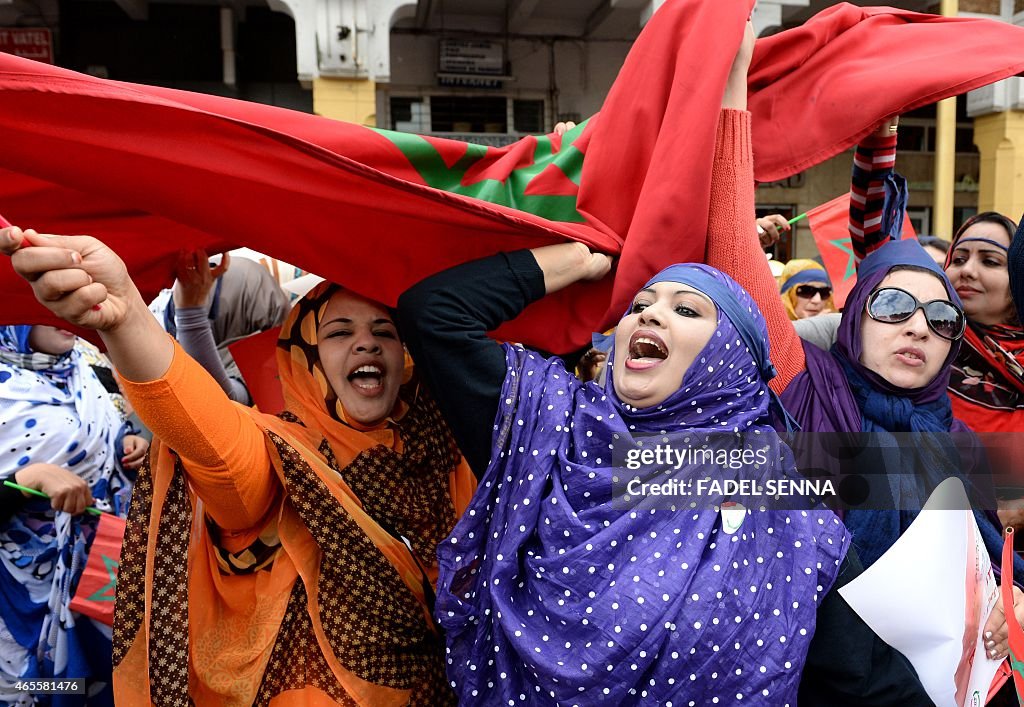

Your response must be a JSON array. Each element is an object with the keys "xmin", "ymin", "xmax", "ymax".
[{"xmin": 435, "ymin": 263, "xmax": 849, "ymax": 706}]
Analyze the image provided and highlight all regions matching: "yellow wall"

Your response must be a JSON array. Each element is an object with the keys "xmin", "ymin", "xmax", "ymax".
[
  {"xmin": 974, "ymin": 110, "xmax": 1024, "ymax": 219},
  {"xmin": 313, "ymin": 77, "xmax": 377, "ymax": 126}
]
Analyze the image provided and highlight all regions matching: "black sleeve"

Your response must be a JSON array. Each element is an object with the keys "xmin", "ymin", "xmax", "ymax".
[
  {"xmin": 799, "ymin": 546, "xmax": 935, "ymax": 707},
  {"xmin": 397, "ymin": 250, "xmax": 546, "ymax": 478},
  {"xmin": 0, "ymin": 482, "xmax": 26, "ymax": 523}
]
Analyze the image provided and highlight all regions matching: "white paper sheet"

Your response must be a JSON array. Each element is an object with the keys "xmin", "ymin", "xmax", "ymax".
[{"xmin": 838, "ymin": 477, "xmax": 1003, "ymax": 707}]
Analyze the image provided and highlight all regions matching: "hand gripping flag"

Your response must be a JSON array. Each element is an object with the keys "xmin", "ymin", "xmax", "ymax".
[{"xmin": 3, "ymin": 2, "xmax": 1024, "ymax": 352}]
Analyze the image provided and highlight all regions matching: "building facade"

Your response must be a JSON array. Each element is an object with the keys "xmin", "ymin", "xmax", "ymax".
[{"xmin": 3, "ymin": 0, "xmax": 1023, "ymax": 258}]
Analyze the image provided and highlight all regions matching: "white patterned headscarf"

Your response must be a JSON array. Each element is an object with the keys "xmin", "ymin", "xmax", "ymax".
[
  {"xmin": 0, "ymin": 325, "xmax": 133, "ymax": 702},
  {"xmin": 0, "ymin": 326, "xmax": 127, "ymax": 503}
]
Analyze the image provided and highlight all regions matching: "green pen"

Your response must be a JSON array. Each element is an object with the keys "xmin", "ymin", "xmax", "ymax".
[
  {"xmin": 3, "ymin": 480, "xmax": 105, "ymax": 516},
  {"xmin": 758, "ymin": 213, "xmax": 807, "ymax": 240}
]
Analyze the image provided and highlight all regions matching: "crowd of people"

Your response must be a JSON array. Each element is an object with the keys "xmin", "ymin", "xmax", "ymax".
[{"xmin": 2, "ymin": 16, "xmax": 1024, "ymax": 707}]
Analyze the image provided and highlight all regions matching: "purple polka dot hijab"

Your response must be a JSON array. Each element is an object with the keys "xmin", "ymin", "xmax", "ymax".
[
  {"xmin": 435, "ymin": 264, "xmax": 849, "ymax": 705},
  {"xmin": 601, "ymin": 263, "xmax": 793, "ymax": 434}
]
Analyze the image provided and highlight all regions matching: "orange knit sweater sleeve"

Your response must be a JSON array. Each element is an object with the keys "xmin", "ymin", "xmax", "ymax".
[
  {"xmin": 119, "ymin": 337, "xmax": 278, "ymax": 530},
  {"xmin": 704, "ymin": 109, "xmax": 806, "ymax": 394}
]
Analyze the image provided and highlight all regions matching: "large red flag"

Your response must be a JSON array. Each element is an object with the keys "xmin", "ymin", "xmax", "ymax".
[
  {"xmin": 2, "ymin": 2, "xmax": 1024, "ymax": 352},
  {"xmin": 807, "ymin": 194, "xmax": 916, "ymax": 309}
]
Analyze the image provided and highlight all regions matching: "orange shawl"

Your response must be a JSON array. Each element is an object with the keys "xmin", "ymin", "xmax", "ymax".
[{"xmin": 112, "ymin": 283, "xmax": 476, "ymax": 706}]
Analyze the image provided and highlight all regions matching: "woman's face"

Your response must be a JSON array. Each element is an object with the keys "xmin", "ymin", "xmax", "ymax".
[
  {"xmin": 612, "ymin": 281, "xmax": 718, "ymax": 409},
  {"xmin": 792, "ymin": 281, "xmax": 830, "ymax": 319},
  {"xmin": 944, "ymin": 222, "xmax": 1014, "ymax": 326},
  {"xmin": 858, "ymin": 269, "xmax": 952, "ymax": 390},
  {"xmin": 316, "ymin": 290, "xmax": 405, "ymax": 427},
  {"xmin": 28, "ymin": 326, "xmax": 77, "ymax": 355}
]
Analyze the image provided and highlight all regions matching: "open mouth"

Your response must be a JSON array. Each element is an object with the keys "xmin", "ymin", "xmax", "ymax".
[
  {"xmin": 626, "ymin": 331, "xmax": 668, "ymax": 369},
  {"xmin": 347, "ymin": 363, "xmax": 386, "ymax": 394}
]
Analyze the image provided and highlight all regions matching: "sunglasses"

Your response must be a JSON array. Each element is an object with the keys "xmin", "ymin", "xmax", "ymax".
[
  {"xmin": 795, "ymin": 284, "xmax": 832, "ymax": 299},
  {"xmin": 866, "ymin": 287, "xmax": 966, "ymax": 341}
]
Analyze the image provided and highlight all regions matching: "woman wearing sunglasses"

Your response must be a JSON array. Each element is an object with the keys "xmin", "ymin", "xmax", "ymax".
[
  {"xmin": 706, "ymin": 116, "xmax": 1024, "ymax": 678},
  {"xmin": 779, "ymin": 258, "xmax": 836, "ymax": 320}
]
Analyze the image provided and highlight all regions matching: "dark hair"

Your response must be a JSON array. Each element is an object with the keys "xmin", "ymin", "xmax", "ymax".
[
  {"xmin": 917, "ymin": 235, "xmax": 950, "ymax": 254},
  {"xmin": 952, "ymin": 211, "xmax": 1017, "ymax": 246}
]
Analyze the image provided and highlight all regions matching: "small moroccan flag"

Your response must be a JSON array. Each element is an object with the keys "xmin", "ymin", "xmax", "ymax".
[
  {"xmin": 807, "ymin": 194, "xmax": 915, "ymax": 309},
  {"xmin": 69, "ymin": 513, "xmax": 126, "ymax": 626},
  {"xmin": 1001, "ymin": 527, "xmax": 1024, "ymax": 699}
]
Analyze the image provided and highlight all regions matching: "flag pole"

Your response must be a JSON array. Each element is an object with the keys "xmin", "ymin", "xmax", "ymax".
[{"xmin": 3, "ymin": 480, "xmax": 105, "ymax": 515}]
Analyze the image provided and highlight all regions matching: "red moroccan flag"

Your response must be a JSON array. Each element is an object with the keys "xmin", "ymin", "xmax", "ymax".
[
  {"xmin": 1001, "ymin": 528, "xmax": 1024, "ymax": 699},
  {"xmin": 2, "ymin": 2, "xmax": 1024, "ymax": 351},
  {"xmin": 69, "ymin": 513, "xmax": 126, "ymax": 626},
  {"xmin": 807, "ymin": 194, "xmax": 916, "ymax": 309}
]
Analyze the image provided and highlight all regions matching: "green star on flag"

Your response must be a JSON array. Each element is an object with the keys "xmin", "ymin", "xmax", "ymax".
[
  {"xmin": 828, "ymin": 237, "xmax": 859, "ymax": 281},
  {"xmin": 87, "ymin": 555, "xmax": 119, "ymax": 602}
]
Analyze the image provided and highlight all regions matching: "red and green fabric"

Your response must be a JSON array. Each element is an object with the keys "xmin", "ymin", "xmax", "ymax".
[
  {"xmin": 2, "ymin": 1, "xmax": 1024, "ymax": 352},
  {"xmin": 807, "ymin": 193, "xmax": 916, "ymax": 309},
  {"xmin": 1001, "ymin": 528, "xmax": 1024, "ymax": 699},
  {"xmin": 68, "ymin": 514, "xmax": 126, "ymax": 626}
]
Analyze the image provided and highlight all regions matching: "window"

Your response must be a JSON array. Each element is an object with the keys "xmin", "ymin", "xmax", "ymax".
[
  {"xmin": 896, "ymin": 121, "xmax": 978, "ymax": 154},
  {"xmin": 954, "ymin": 207, "xmax": 978, "ymax": 236},
  {"xmin": 896, "ymin": 125, "xmax": 927, "ymax": 153},
  {"xmin": 755, "ymin": 205, "xmax": 796, "ymax": 262},
  {"xmin": 513, "ymin": 99, "xmax": 545, "ymax": 133},
  {"xmin": 955, "ymin": 128, "xmax": 978, "ymax": 154},
  {"xmin": 388, "ymin": 94, "xmax": 547, "ymax": 140},
  {"xmin": 390, "ymin": 96, "xmax": 428, "ymax": 132},
  {"xmin": 430, "ymin": 95, "xmax": 507, "ymax": 133},
  {"xmin": 907, "ymin": 207, "xmax": 930, "ymax": 237}
]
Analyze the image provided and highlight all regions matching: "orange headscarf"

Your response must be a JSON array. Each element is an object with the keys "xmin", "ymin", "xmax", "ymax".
[
  {"xmin": 779, "ymin": 258, "xmax": 836, "ymax": 320},
  {"xmin": 113, "ymin": 282, "xmax": 475, "ymax": 706}
]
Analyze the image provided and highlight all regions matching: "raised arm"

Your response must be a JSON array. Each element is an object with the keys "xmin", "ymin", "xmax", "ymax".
[
  {"xmin": 704, "ymin": 22, "xmax": 805, "ymax": 393},
  {"xmin": 172, "ymin": 251, "xmax": 252, "ymax": 404},
  {"xmin": 399, "ymin": 243, "xmax": 610, "ymax": 477},
  {"xmin": 850, "ymin": 118, "xmax": 902, "ymax": 265},
  {"xmin": 0, "ymin": 227, "xmax": 274, "ymax": 530}
]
